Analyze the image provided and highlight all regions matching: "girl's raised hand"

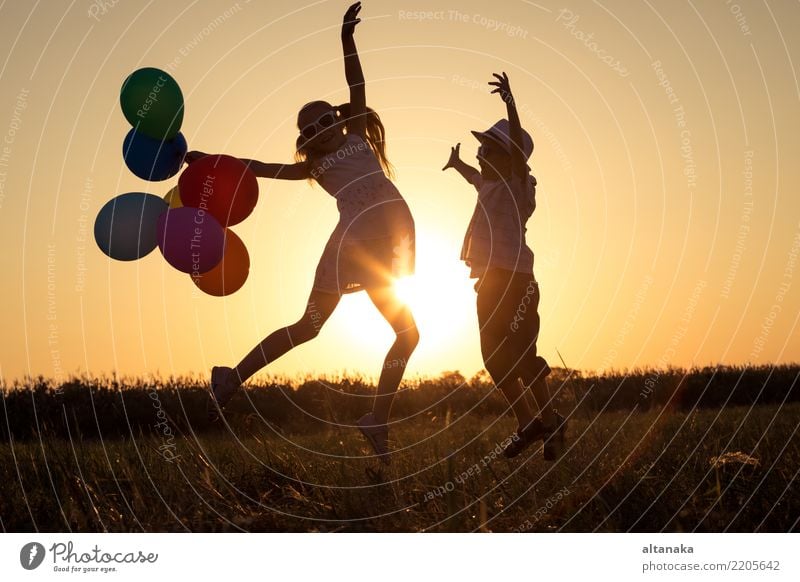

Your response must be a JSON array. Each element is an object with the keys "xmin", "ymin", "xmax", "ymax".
[
  {"xmin": 489, "ymin": 72, "xmax": 514, "ymax": 105},
  {"xmin": 442, "ymin": 143, "xmax": 461, "ymax": 171},
  {"xmin": 184, "ymin": 150, "xmax": 207, "ymax": 165},
  {"xmin": 342, "ymin": 2, "xmax": 362, "ymax": 37}
]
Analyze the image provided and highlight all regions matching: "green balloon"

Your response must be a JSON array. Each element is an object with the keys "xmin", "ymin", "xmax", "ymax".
[{"xmin": 120, "ymin": 67, "xmax": 184, "ymax": 140}]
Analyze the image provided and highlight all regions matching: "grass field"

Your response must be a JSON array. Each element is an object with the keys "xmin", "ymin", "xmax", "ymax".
[{"xmin": 1, "ymin": 366, "xmax": 798, "ymax": 532}]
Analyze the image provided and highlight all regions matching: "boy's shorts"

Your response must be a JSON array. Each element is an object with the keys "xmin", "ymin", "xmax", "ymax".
[{"xmin": 475, "ymin": 268, "xmax": 550, "ymax": 385}]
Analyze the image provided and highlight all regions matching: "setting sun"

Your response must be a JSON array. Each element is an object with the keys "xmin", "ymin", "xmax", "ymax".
[
  {"xmin": 329, "ymin": 231, "xmax": 480, "ymax": 378},
  {"xmin": 392, "ymin": 245, "xmax": 475, "ymax": 340}
]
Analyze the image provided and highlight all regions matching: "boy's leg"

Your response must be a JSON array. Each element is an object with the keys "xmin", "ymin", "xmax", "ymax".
[
  {"xmin": 500, "ymin": 274, "xmax": 565, "ymax": 460},
  {"xmin": 492, "ymin": 373, "xmax": 535, "ymax": 429},
  {"xmin": 527, "ymin": 375, "xmax": 556, "ymax": 427},
  {"xmin": 511, "ymin": 278, "xmax": 557, "ymax": 427},
  {"xmin": 518, "ymin": 379, "xmax": 540, "ymax": 421},
  {"xmin": 477, "ymin": 270, "xmax": 535, "ymax": 430},
  {"xmin": 521, "ymin": 356, "xmax": 556, "ymax": 427}
]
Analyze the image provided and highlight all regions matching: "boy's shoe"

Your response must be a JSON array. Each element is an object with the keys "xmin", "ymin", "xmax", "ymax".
[
  {"xmin": 357, "ymin": 412, "xmax": 391, "ymax": 465},
  {"xmin": 207, "ymin": 366, "xmax": 239, "ymax": 422},
  {"xmin": 542, "ymin": 412, "xmax": 567, "ymax": 461},
  {"xmin": 502, "ymin": 417, "xmax": 546, "ymax": 459}
]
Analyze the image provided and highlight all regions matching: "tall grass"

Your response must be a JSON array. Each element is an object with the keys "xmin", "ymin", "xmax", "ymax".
[{"xmin": 0, "ymin": 365, "xmax": 797, "ymax": 532}]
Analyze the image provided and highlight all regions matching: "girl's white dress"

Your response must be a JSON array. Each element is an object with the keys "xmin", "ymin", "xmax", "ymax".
[{"xmin": 311, "ymin": 132, "xmax": 415, "ymax": 294}]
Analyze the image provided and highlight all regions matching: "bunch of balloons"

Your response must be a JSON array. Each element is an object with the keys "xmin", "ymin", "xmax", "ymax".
[{"xmin": 93, "ymin": 67, "xmax": 259, "ymax": 296}]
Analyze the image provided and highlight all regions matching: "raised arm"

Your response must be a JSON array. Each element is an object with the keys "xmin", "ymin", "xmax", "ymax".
[
  {"xmin": 489, "ymin": 72, "xmax": 528, "ymax": 177},
  {"xmin": 185, "ymin": 151, "xmax": 310, "ymax": 180},
  {"xmin": 341, "ymin": 2, "xmax": 367, "ymax": 138},
  {"xmin": 442, "ymin": 143, "xmax": 480, "ymax": 184}
]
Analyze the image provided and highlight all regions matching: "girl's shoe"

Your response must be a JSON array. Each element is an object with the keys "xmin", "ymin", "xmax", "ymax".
[
  {"xmin": 357, "ymin": 412, "xmax": 391, "ymax": 465},
  {"xmin": 502, "ymin": 417, "xmax": 545, "ymax": 458},
  {"xmin": 542, "ymin": 412, "xmax": 566, "ymax": 461},
  {"xmin": 207, "ymin": 366, "xmax": 239, "ymax": 422}
]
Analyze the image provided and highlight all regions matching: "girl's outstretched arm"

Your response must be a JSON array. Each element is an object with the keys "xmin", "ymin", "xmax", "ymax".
[
  {"xmin": 442, "ymin": 143, "xmax": 479, "ymax": 183},
  {"xmin": 185, "ymin": 151, "xmax": 310, "ymax": 180},
  {"xmin": 238, "ymin": 159, "xmax": 310, "ymax": 180},
  {"xmin": 341, "ymin": 2, "xmax": 366, "ymax": 138}
]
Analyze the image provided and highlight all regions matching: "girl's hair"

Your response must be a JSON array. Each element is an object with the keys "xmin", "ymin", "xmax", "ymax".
[{"xmin": 294, "ymin": 101, "xmax": 395, "ymax": 179}]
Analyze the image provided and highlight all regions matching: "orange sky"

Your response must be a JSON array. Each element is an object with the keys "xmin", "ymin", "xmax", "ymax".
[{"xmin": 0, "ymin": 0, "xmax": 798, "ymax": 384}]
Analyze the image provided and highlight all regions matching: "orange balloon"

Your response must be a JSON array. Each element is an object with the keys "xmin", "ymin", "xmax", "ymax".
[
  {"xmin": 191, "ymin": 229, "xmax": 249, "ymax": 296},
  {"xmin": 164, "ymin": 185, "xmax": 183, "ymax": 208}
]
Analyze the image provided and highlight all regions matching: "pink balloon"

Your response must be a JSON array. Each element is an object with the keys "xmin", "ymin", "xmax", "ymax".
[{"xmin": 156, "ymin": 207, "xmax": 225, "ymax": 274}]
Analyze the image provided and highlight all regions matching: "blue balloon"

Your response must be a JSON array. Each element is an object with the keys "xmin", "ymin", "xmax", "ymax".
[
  {"xmin": 94, "ymin": 192, "xmax": 168, "ymax": 261},
  {"xmin": 122, "ymin": 129, "xmax": 187, "ymax": 181}
]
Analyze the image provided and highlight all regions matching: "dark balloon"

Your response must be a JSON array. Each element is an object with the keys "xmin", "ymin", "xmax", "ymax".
[
  {"xmin": 94, "ymin": 192, "xmax": 168, "ymax": 261},
  {"xmin": 120, "ymin": 67, "xmax": 184, "ymax": 140},
  {"xmin": 123, "ymin": 129, "xmax": 187, "ymax": 181}
]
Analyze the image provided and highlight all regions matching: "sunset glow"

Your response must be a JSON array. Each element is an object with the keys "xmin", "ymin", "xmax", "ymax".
[{"xmin": 0, "ymin": 0, "xmax": 798, "ymax": 384}]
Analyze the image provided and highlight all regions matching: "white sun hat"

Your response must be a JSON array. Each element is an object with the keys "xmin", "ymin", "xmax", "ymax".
[{"xmin": 471, "ymin": 118, "xmax": 533, "ymax": 160}]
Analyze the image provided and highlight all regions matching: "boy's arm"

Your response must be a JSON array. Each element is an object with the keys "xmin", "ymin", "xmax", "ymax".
[
  {"xmin": 185, "ymin": 150, "xmax": 310, "ymax": 180},
  {"xmin": 490, "ymin": 72, "xmax": 529, "ymax": 177},
  {"xmin": 342, "ymin": 2, "xmax": 367, "ymax": 138},
  {"xmin": 442, "ymin": 143, "xmax": 480, "ymax": 184}
]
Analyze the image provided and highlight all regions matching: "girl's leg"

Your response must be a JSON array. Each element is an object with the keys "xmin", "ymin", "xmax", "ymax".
[
  {"xmin": 364, "ymin": 286, "xmax": 420, "ymax": 425},
  {"xmin": 230, "ymin": 289, "xmax": 340, "ymax": 387}
]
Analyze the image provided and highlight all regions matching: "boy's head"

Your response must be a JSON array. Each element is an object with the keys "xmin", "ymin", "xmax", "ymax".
[{"xmin": 472, "ymin": 119, "xmax": 532, "ymax": 179}]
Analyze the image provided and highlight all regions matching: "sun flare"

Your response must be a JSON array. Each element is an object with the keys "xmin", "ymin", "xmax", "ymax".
[{"xmin": 327, "ymin": 233, "xmax": 478, "ymax": 370}]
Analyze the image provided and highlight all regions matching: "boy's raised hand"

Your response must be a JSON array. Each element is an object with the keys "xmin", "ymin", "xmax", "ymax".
[
  {"xmin": 342, "ymin": 2, "xmax": 362, "ymax": 37},
  {"xmin": 489, "ymin": 72, "xmax": 514, "ymax": 105},
  {"xmin": 490, "ymin": 71, "xmax": 527, "ymax": 175},
  {"xmin": 442, "ymin": 143, "xmax": 461, "ymax": 171}
]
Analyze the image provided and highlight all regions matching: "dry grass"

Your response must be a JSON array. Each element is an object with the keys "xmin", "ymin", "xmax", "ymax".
[{"xmin": 1, "ymin": 368, "xmax": 798, "ymax": 532}]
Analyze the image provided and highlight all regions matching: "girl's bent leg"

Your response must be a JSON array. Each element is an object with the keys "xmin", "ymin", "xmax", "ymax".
[
  {"xmin": 232, "ymin": 289, "xmax": 340, "ymax": 386},
  {"xmin": 366, "ymin": 286, "xmax": 419, "ymax": 425}
]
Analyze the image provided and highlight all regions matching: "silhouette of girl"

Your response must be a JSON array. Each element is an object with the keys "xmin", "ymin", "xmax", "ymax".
[{"xmin": 186, "ymin": 2, "xmax": 417, "ymax": 464}]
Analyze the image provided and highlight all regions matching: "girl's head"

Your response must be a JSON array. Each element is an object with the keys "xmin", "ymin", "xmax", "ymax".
[
  {"xmin": 295, "ymin": 100, "xmax": 394, "ymax": 178},
  {"xmin": 296, "ymin": 101, "xmax": 346, "ymax": 155}
]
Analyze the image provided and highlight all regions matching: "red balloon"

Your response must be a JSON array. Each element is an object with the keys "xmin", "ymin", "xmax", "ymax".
[
  {"xmin": 156, "ymin": 207, "xmax": 225, "ymax": 274},
  {"xmin": 178, "ymin": 154, "xmax": 258, "ymax": 226},
  {"xmin": 191, "ymin": 229, "xmax": 250, "ymax": 296}
]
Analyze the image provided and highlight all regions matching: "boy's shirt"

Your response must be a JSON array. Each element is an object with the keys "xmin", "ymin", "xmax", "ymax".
[{"xmin": 460, "ymin": 169, "xmax": 537, "ymax": 279}]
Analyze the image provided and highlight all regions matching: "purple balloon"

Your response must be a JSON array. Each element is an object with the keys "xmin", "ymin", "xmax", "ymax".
[{"xmin": 156, "ymin": 207, "xmax": 225, "ymax": 274}]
